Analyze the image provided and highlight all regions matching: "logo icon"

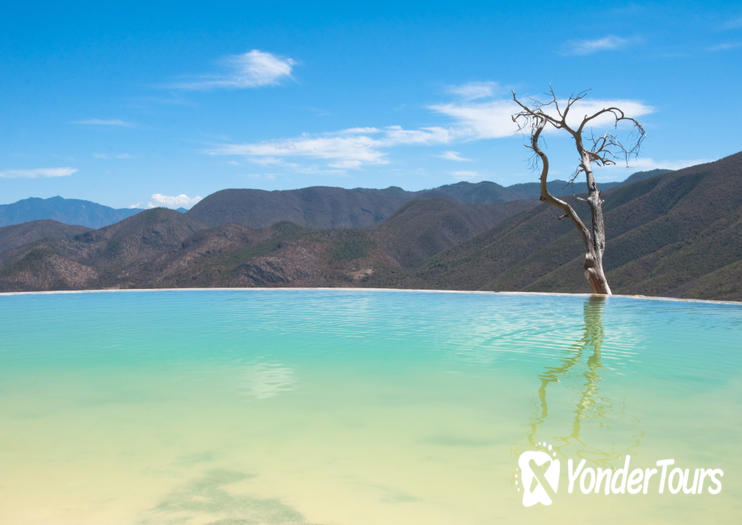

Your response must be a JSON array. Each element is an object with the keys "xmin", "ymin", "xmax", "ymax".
[{"xmin": 516, "ymin": 442, "xmax": 560, "ymax": 507}]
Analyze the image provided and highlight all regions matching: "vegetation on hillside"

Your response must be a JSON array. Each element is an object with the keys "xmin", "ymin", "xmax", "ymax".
[{"xmin": 0, "ymin": 154, "xmax": 739, "ymax": 300}]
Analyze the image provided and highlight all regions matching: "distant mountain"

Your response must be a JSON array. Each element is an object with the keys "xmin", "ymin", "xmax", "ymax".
[
  {"xmin": 187, "ymin": 179, "xmax": 622, "ymax": 229},
  {"xmin": 0, "ymin": 196, "xmax": 142, "ymax": 229},
  {"xmin": 188, "ymin": 186, "xmax": 411, "ymax": 229},
  {"xmin": 0, "ymin": 173, "xmax": 633, "ymax": 232},
  {"xmin": 0, "ymin": 220, "xmax": 91, "ymax": 254}
]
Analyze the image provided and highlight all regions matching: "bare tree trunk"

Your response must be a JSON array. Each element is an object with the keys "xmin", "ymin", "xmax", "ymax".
[
  {"xmin": 530, "ymin": 122, "xmax": 611, "ymax": 295},
  {"xmin": 580, "ymin": 153, "xmax": 612, "ymax": 295}
]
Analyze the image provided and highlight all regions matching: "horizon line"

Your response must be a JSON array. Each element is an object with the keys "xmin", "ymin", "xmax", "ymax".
[{"xmin": 0, "ymin": 286, "xmax": 739, "ymax": 306}]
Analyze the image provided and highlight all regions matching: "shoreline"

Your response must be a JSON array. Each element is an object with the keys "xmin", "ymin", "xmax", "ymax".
[{"xmin": 0, "ymin": 286, "xmax": 739, "ymax": 306}]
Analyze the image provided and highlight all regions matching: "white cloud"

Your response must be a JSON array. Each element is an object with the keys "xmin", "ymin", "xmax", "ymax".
[
  {"xmin": 210, "ymin": 133, "xmax": 386, "ymax": 169},
  {"xmin": 208, "ymin": 125, "xmax": 456, "ymax": 171},
  {"xmin": 147, "ymin": 193, "xmax": 203, "ymax": 209},
  {"xmin": 599, "ymin": 157, "xmax": 709, "ymax": 172},
  {"xmin": 327, "ymin": 159, "xmax": 366, "ymax": 169},
  {"xmin": 206, "ymin": 83, "xmax": 653, "ymax": 173},
  {"xmin": 560, "ymin": 35, "xmax": 640, "ymax": 56},
  {"xmin": 446, "ymin": 81, "xmax": 501, "ymax": 100},
  {"xmin": 171, "ymin": 49, "xmax": 296, "ymax": 90},
  {"xmin": 93, "ymin": 153, "xmax": 132, "ymax": 159},
  {"xmin": 429, "ymin": 99, "xmax": 520, "ymax": 139},
  {"xmin": 0, "ymin": 167, "xmax": 78, "ymax": 178},
  {"xmin": 723, "ymin": 16, "xmax": 742, "ymax": 29},
  {"xmin": 451, "ymin": 170, "xmax": 484, "ymax": 182},
  {"xmin": 340, "ymin": 127, "xmax": 382, "ymax": 134},
  {"xmin": 544, "ymin": 99, "xmax": 653, "ymax": 128},
  {"xmin": 438, "ymin": 150, "xmax": 472, "ymax": 162},
  {"xmin": 431, "ymin": 97, "xmax": 653, "ymax": 140},
  {"xmin": 380, "ymin": 125, "xmax": 454, "ymax": 146},
  {"xmin": 708, "ymin": 42, "xmax": 742, "ymax": 51},
  {"xmin": 245, "ymin": 173, "xmax": 278, "ymax": 181},
  {"xmin": 72, "ymin": 118, "xmax": 134, "ymax": 127}
]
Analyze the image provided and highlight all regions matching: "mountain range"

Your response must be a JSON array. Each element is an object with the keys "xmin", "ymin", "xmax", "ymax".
[
  {"xmin": 0, "ymin": 196, "xmax": 142, "ymax": 229},
  {"xmin": 0, "ymin": 157, "xmax": 738, "ymax": 300},
  {"xmin": 1, "ymin": 175, "xmax": 644, "ymax": 230}
]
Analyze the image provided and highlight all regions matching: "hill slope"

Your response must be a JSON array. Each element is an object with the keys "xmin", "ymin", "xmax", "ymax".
[
  {"xmin": 0, "ymin": 209, "xmax": 207, "ymax": 290},
  {"xmin": 374, "ymin": 198, "xmax": 538, "ymax": 267},
  {"xmin": 0, "ymin": 220, "xmax": 91, "ymax": 254},
  {"xmin": 0, "ymin": 200, "xmax": 526, "ymax": 291},
  {"xmin": 410, "ymin": 152, "xmax": 742, "ymax": 300}
]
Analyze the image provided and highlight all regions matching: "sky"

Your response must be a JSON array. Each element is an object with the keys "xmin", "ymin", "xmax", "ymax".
[{"xmin": 1, "ymin": 1, "xmax": 741, "ymax": 209}]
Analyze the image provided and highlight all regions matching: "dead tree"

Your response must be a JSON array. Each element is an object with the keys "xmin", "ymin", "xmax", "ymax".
[{"xmin": 512, "ymin": 88, "xmax": 645, "ymax": 295}]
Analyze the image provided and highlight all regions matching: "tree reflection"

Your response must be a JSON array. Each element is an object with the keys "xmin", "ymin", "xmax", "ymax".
[{"xmin": 527, "ymin": 296, "xmax": 638, "ymax": 465}]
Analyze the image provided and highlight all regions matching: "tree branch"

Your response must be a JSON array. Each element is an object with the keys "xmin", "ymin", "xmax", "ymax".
[{"xmin": 528, "ymin": 115, "xmax": 593, "ymax": 252}]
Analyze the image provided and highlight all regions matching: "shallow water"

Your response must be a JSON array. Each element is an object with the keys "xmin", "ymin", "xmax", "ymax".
[{"xmin": 0, "ymin": 289, "xmax": 740, "ymax": 524}]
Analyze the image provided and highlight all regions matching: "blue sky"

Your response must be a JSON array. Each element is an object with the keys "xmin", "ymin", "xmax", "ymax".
[{"xmin": 1, "ymin": 1, "xmax": 741, "ymax": 209}]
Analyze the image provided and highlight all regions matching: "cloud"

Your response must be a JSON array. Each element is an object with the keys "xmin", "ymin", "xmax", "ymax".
[
  {"xmin": 206, "ymin": 83, "xmax": 653, "ymax": 172},
  {"xmin": 708, "ymin": 42, "xmax": 742, "ymax": 51},
  {"xmin": 451, "ymin": 170, "xmax": 484, "ymax": 182},
  {"xmin": 599, "ymin": 157, "xmax": 710, "ymax": 172},
  {"xmin": 92, "ymin": 153, "xmax": 132, "ymax": 160},
  {"xmin": 245, "ymin": 172, "xmax": 278, "ymax": 181},
  {"xmin": 431, "ymin": 97, "xmax": 653, "ymax": 140},
  {"xmin": 210, "ymin": 133, "xmax": 386, "ymax": 169},
  {"xmin": 438, "ymin": 150, "xmax": 472, "ymax": 162},
  {"xmin": 560, "ymin": 35, "xmax": 640, "ymax": 56},
  {"xmin": 723, "ymin": 16, "xmax": 742, "ymax": 29},
  {"xmin": 446, "ymin": 81, "xmax": 501, "ymax": 100},
  {"xmin": 208, "ymin": 125, "xmax": 455, "ymax": 171},
  {"xmin": 147, "ymin": 193, "xmax": 203, "ymax": 209},
  {"xmin": 72, "ymin": 118, "xmax": 134, "ymax": 127},
  {"xmin": 380, "ymin": 125, "xmax": 454, "ymax": 146},
  {"xmin": 429, "ymin": 99, "xmax": 520, "ymax": 139},
  {"xmin": 0, "ymin": 167, "xmax": 78, "ymax": 178},
  {"xmin": 544, "ymin": 99, "xmax": 653, "ymax": 127},
  {"xmin": 171, "ymin": 49, "xmax": 296, "ymax": 90}
]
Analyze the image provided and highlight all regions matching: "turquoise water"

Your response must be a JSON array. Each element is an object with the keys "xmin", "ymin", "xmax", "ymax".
[{"xmin": 0, "ymin": 289, "xmax": 740, "ymax": 524}]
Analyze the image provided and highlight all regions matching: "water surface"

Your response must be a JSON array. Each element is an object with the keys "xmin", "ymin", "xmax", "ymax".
[{"xmin": 0, "ymin": 290, "xmax": 740, "ymax": 524}]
